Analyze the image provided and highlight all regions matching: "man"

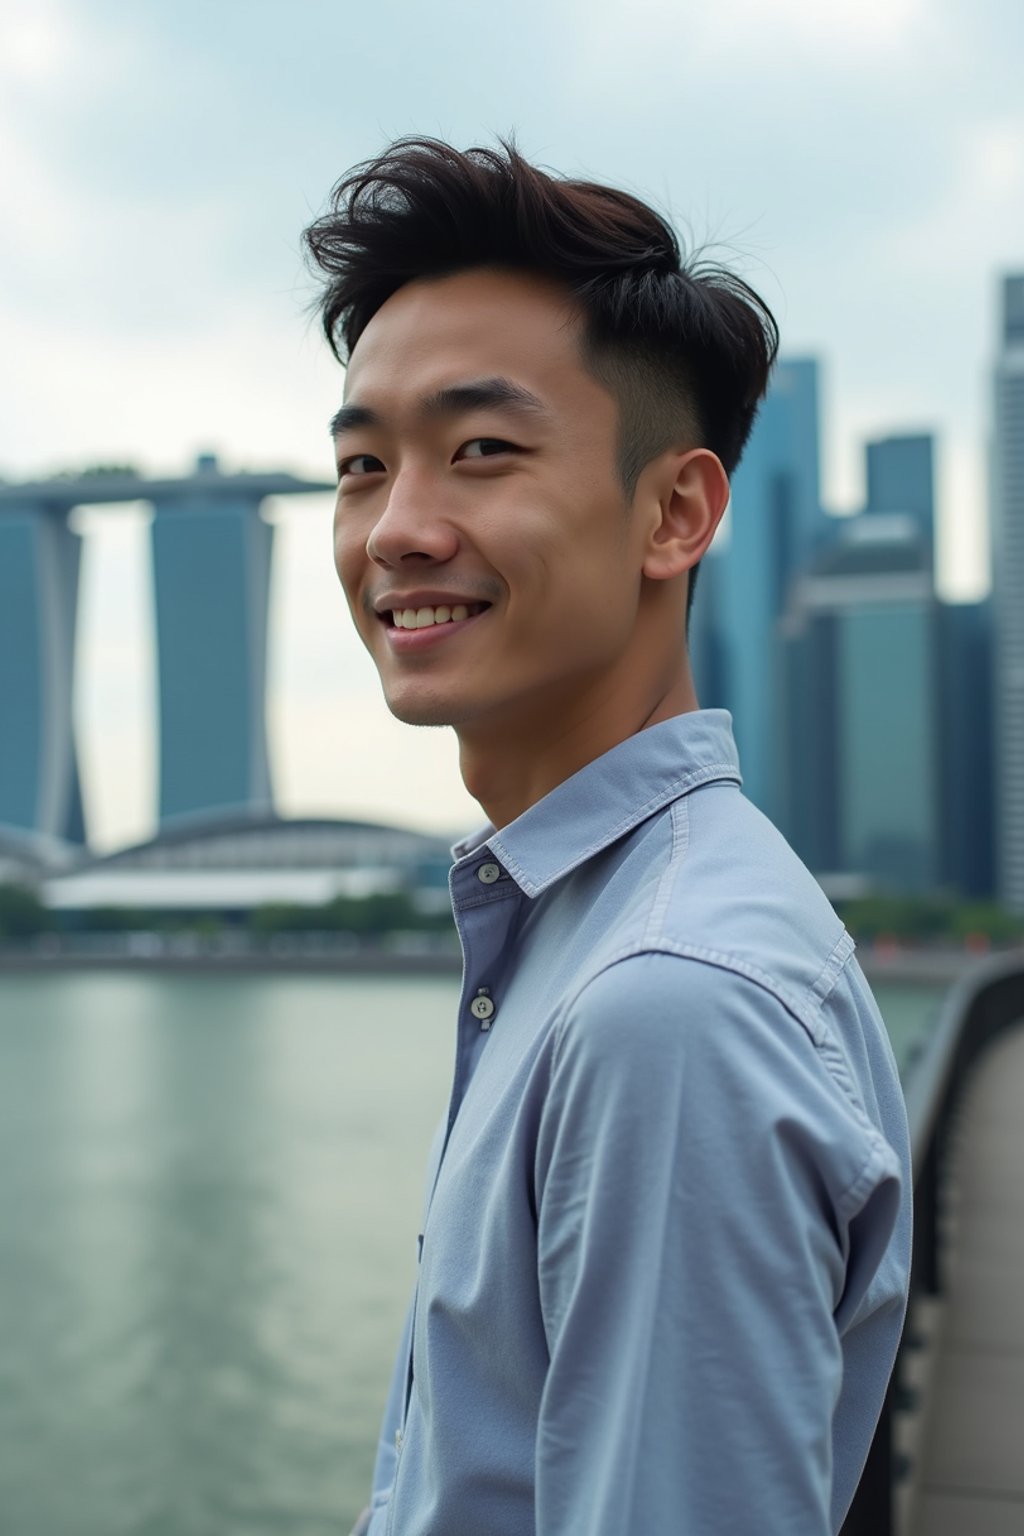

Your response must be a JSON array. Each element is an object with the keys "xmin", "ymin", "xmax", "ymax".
[{"xmin": 303, "ymin": 136, "xmax": 912, "ymax": 1536}]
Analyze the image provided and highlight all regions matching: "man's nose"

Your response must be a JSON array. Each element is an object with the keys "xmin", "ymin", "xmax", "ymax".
[{"xmin": 366, "ymin": 472, "xmax": 459, "ymax": 568}]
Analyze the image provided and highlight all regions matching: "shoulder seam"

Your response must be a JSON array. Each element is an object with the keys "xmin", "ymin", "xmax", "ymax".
[
  {"xmin": 561, "ymin": 933, "xmax": 822, "ymax": 1032},
  {"xmin": 550, "ymin": 946, "xmax": 894, "ymax": 1211},
  {"xmin": 809, "ymin": 929, "xmax": 857, "ymax": 1007},
  {"xmin": 551, "ymin": 942, "xmax": 821, "ymax": 1066}
]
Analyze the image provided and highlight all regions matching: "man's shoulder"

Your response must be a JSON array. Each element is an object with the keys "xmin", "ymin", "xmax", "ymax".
[
  {"xmin": 550, "ymin": 868, "xmax": 904, "ymax": 1195},
  {"xmin": 583, "ymin": 780, "xmax": 851, "ymax": 1035}
]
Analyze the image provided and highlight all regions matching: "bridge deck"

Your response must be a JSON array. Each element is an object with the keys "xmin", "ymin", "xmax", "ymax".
[{"xmin": 911, "ymin": 1021, "xmax": 1024, "ymax": 1535}]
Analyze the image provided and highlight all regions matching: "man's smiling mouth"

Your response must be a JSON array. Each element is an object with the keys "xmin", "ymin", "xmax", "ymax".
[{"xmin": 386, "ymin": 602, "xmax": 491, "ymax": 630}]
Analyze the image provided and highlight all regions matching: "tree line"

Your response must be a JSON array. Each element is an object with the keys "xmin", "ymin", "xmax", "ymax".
[
  {"xmin": 1, "ymin": 882, "xmax": 1022, "ymax": 948},
  {"xmin": 0, "ymin": 885, "xmax": 453, "ymax": 942}
]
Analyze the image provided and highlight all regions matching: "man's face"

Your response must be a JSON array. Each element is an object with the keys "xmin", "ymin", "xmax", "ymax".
[{"xmin": 332, "ymin": 266, "xmax": 655, "ymax": 738}]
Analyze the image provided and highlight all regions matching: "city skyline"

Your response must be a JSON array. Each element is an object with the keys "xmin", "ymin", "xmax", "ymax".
[
  {"xmin": 3, "ymin": 0, "xmax": 1021, "ymax": 847},
  {"xmin": 692, "ymin": 372, "xmax": 996, "ymax": 903},
  {"xmin": 11, "ymin": 333, "xmax": 999, "ymax": 856},
  {"xmin": 3, "ymin": 328, "xmax": 1007, "ymax": 867}
]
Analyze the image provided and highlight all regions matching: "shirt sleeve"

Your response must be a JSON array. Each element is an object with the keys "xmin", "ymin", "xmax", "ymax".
[{"xmin": 532, "ymin": 950, "xmax": 902, "ymax": 1536}]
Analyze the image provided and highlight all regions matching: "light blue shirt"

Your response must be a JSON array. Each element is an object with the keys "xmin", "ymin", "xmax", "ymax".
[{"xmin": 362, "ymin": 709, "xmax": 912, "ymax": 1536}]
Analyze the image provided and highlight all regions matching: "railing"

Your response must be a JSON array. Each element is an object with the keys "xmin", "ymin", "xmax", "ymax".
[{"xmin": 841, "ymin": 950, "xmax": 1024, "ymax": 1536}]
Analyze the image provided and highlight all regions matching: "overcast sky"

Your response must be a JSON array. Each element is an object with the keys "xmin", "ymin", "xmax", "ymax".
[{"xmin": 3, "ymin": 0, "xmax": 1022, "ymax": 850}]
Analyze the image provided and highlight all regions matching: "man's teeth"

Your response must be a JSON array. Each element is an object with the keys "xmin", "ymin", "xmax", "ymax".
[{"xmin": 391, "ymin": 604, "xmax": 483, "ymax": 629}]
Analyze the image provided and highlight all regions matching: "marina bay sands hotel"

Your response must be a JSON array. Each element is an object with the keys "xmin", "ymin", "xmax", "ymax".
[{"xmin": 0, "ymin": 456, "xmax": 334, "ymax": 848}]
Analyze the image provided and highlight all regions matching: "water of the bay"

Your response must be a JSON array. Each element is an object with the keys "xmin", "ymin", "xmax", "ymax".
[{"xmin": 0, "ymin": 970, "xmax": 942, "ymax": 1535}]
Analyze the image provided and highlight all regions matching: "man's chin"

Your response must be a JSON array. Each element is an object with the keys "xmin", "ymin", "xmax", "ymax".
[{"xmin": 382, "ymin": 688, "xmax": 466, "ymax": 728}]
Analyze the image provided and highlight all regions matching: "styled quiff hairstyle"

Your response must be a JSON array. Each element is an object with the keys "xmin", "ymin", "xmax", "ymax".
[{"xmin": 303, "ymin": 136, "xmax": 779, "ymax": 615}]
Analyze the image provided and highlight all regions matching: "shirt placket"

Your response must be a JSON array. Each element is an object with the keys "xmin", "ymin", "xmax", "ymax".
[{"xmin": 397, "ymin": 851, "xmax": 521, "ymax": 1433}]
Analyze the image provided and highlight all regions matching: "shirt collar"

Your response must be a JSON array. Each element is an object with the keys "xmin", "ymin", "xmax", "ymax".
[{"xmin": 451, "ymin": 708, "xmax": 742, "ymax": 899}]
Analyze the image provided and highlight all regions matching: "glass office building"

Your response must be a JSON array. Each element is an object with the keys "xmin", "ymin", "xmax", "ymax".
[
  {"xmin": 838, "ymin": 600, "xmax": 938, "ymax": 886},
  {"xmin": 865, "ymin": 433, "xmax": 935, "ymax": 548},
  {"xmin": 699, "ymin": 357, "xmax": 829, "ymax": 818},
  {"xmin": 0, "ymin": 504, "xmax": 85, "ymax": 842},
  {"xmin": 781, "ymin": 516, "xmax": 940, "ymax": 891},
  {"xmin": 938, "ymin": 599, "xmax": 995, "ymax": 898},
  {"xmin": 991, "ymin": 274, "xmax": 1024, "ymax": 911}
]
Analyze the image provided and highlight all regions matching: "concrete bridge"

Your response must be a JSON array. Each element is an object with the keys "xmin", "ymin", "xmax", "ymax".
[
  {"xmin": 907, "ymin": 1021, "xmax": 1024, "ymax": 1533},
  {"xmin": 845, "ymin": 952, "xmax": 1024, "ymax": 1535},
  {"xmin": 0, "ymin": 457, "xmax": 333, "ymax": 846}
]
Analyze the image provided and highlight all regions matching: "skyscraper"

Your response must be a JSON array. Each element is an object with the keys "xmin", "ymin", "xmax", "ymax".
[
  {"xmin": 0, "ymin": 459, "xmax": 332, "ymax": 845},
  {"xmin": 865, "ymin": 433, "xmax": 935, "ymax": 551},
  {"xmin": 938, "ymin": 600, "xmax": 995, "ymax": 899},
  {"xmin": 991, "ymin": 274, "xmax": 1024, "ymax": 912},
  {"xmin": 0, "ymin": 502, "xmax": 85, "ymax": 843},
  {"xmin": 698, "ymin": 357, "xmax": 829, "ymax": 818},
  {"xmin": 151, "ymin": 457, "xmax": 275, "ymax": 826},
  {"xmin": 780, "ymin": 515, "xmax": 940, "ymax": 892}
]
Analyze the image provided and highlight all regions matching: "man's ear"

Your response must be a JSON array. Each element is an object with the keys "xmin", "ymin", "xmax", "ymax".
[{"xmin": 641, "ymin": 448, "xmax": 730, "ymax": 582}]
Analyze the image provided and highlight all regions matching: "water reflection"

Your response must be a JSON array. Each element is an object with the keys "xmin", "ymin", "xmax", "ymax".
[{"xmin": 0, "ymin": 973, "xmax": 454, "ymax": 1534}]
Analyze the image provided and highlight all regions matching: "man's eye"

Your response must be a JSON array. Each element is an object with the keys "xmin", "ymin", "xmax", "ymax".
[
  {"xmin": 338, "ymin": 454, "xmax": 384, "ymax": 478},
  {"xmin": 457, "ymin": 438, "xmax": 516, "ymax": 460}
]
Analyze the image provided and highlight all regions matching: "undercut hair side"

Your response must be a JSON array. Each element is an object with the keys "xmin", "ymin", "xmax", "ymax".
[{"xmin": 302, "ymin": 136, "xmax": 779, "ymax": 622}]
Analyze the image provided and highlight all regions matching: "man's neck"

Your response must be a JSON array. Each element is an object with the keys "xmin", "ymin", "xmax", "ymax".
[{"xmin": 457, "ymin": 668, "xmax": 700, "ymax": 832}]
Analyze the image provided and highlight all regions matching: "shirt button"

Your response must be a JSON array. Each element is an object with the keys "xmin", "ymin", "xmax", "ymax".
[
  {"xmin": 477, "ymin": 861, "xmax": 501, "ymax": 885},
  {"xmin": 470, "ymin": 994, "xmax": 496, "ymax": 1024}
]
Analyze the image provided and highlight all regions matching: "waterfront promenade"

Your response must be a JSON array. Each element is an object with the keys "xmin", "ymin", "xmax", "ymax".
[
  {"xmin": 910, "ymin": 1019, "xmax": 1024, "ymax": 1535},
  {"xmin": 0, "ymin": 933, "xmax": 976, "ymax": 984}
]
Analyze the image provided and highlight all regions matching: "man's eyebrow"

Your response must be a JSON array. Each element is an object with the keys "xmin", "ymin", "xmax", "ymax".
[{"xmin": 328, "ymin": 377, "xmax": 550, "ymax": 438}]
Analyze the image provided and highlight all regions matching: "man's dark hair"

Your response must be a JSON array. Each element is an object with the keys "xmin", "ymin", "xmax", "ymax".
[{"xmin": 303, "ymin": 136, "xmax": 779, "ymax": 620}]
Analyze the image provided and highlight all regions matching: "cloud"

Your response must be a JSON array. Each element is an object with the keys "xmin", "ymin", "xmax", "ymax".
[
  {"xmin": 871, "ymin": 116, "xmax": 1024, "ymax": 279},
  {"xmin": 573, "ymin": 0, "xmax": 930, "ymax": 70},
  {"xmin": 0, "ymin": 0, "xmax": 77, "ymax": 84},
  {"xmin": 0, "ymin": 298, "xmax": 339, "ymax": 480}
]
